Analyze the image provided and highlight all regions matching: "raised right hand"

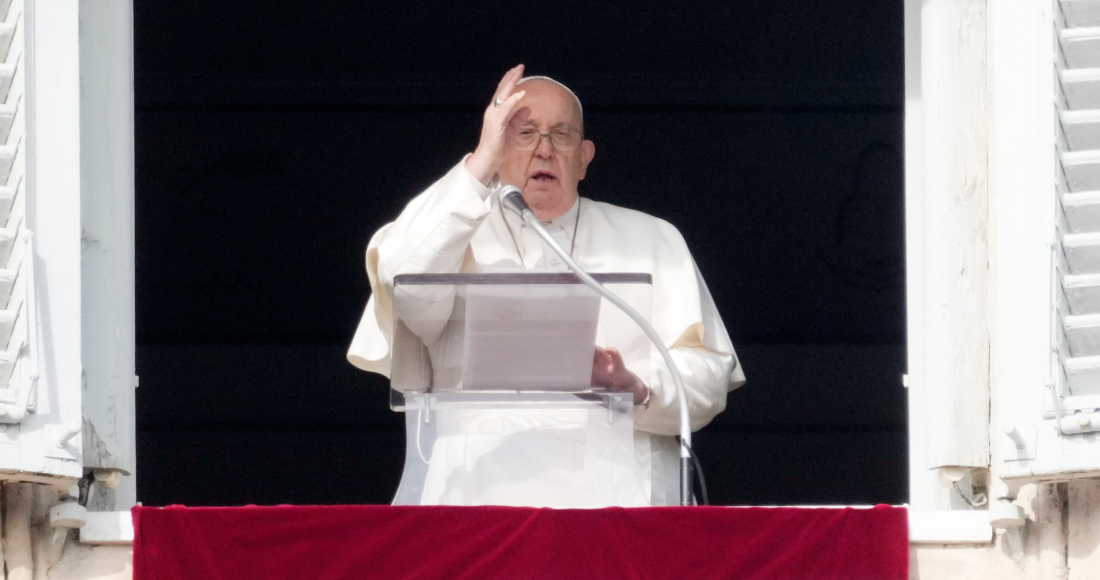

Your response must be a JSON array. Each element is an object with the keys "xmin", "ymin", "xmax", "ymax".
[{"xmin": 465, "ymin": 64, "xmax": 529, "ymax": 186}]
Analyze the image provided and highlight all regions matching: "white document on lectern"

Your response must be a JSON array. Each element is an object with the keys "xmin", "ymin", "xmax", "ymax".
[{"xmin": 462, "ymin": 283, "xmax": 601, "ymax": 391}]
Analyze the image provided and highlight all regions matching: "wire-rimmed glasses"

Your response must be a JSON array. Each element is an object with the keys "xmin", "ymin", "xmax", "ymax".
[{"xmin": 512, "ymin": 127, "xmax": 583, "ymax": 152}]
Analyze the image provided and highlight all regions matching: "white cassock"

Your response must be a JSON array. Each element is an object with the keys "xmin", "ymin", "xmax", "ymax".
[{"xmin": 348, "ymin": 156, "xmax": 746, "ymax": 506}]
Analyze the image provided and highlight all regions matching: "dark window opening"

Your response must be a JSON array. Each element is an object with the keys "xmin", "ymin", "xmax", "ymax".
[{"xmin": 135, "ymin": 0, "xmax": 906, "ymax": 506}]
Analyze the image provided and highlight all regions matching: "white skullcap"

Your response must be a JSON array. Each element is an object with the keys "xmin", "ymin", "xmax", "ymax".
[{"xmin": 516, "ymin": 76, "xmax": 584, "ymax": 128}]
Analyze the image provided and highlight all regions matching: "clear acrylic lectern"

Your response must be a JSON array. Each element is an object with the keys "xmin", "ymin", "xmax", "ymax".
[{"xmin": 389, "ymin": 272, "xmax": 653, "ymax": 508}]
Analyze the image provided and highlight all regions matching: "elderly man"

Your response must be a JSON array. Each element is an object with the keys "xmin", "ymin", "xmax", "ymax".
[{"xmin": 348, "ymin": 65, "xmax": 745, "ymax": 506}]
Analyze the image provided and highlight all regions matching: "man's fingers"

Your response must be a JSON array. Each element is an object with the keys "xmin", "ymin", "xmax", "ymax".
[
  {"xmin": 591, "ymin": 351, "xmax": 609, "ymax": 387},
  {"xmin": 500, "ymin": 65, "xmax": 524, "ymax": 99},
  {"xmin": 493, "ymin": 64, "xmax": 525, "ymax": 102},
  {"xmin": 593, "ymin": 348, "xmax": 614, "ymax": 374},
  {"xmin": 493, "ymin": 65, "xmax": 519, "ymax": 94},
  {"xmin": 607, "ymin": 347, "xmax": 626, "ymax": 369},
  {"xmin": 486, "ymin": 91, "xmax": 526, "ymax": 134},
  {"xmin": 504, "ymin": 89, "xmax": 526, "ymax": 108},
  {"xmin": 499, "ymin": 93, "xmax": 527, "ymax": 127},
  {"xmin": 496, "ymin": 91, "xmax": 526, "ymax": 120},
  {"xmin": 506, "ymin": 106, "xmax": 531, "ymax": 131},
  {"xmin": 493, "ymin": 69, "xmax": 511, "ymax": 93}
]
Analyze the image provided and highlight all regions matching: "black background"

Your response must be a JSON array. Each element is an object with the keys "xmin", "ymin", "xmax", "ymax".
[{"xmin": 134, "ymin": 0, "xmax": 907, "ymax": 506}]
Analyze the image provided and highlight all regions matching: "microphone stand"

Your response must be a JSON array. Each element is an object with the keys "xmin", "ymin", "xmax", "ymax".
[{"xmin": 501, "ymin": 187, "xmax": 695, "ymax": 506}]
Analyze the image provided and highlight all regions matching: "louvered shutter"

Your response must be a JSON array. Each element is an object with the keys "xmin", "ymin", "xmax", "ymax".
[
  {"xmin": 1003, "ymin": 0, "xmax": 1100, "ymax": 482},
  {"xmin": 0, "ymin": 0, "xmax": 85, "ymax": 486}
]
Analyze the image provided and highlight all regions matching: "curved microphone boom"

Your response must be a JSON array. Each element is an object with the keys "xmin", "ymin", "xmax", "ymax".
[
  {"xmin": 500, "ymin": 185, "xmax": 696, "ymax": 506},
  {"xmin": 500, "ymin": 187, "xmax": 534, "ymax": 219}
]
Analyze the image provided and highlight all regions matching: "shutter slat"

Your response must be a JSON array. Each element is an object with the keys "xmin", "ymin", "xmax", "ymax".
[
  {"xmin": 1062, "ymin": 110, "xmax": 1100, "ymax": 150},
  {"xmin": 1063, "ymin": 69, "xmax": 1100, "ymax": 110},
  {"xmin": 1062, "ymin": 0, "xmax": 1100, "ymax": 28},
  {"xmin": 1065, "ymin": 314, "xmax": 1100, "ymax": 355},
  {"xmin": 1063, "ymin": 273, "xmax": 1100, "ymax": 313},
  {"xmin": 1061, "ymin": 190, "xmax": 1100, "ymax": 231},
  {"xmin": 1062, "ymin": 27, "xmax": 1100, "ymax": 68},
  {"xmin": 1064, "ymin": 355, "xmax": 1100, "ymax": 395},
  {"xmin": 1063, "ymin": 150, "xmax": 1100, "ymax": 191},
  {"xmin": 1062, "ymin": 232, "xmax": 1100, "ymax": 272}
]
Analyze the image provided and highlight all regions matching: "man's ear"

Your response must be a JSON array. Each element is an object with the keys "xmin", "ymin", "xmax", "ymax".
[{"xmin": 578, "ymin": 140, "xmax": 595, "ymax": 180}]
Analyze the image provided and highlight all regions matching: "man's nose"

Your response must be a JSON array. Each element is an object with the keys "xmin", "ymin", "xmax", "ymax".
[{"xmin": 534, "ymin": 134, "xmax": 555, "ymax": 157}]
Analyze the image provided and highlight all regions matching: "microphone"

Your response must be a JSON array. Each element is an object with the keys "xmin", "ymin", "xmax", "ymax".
[
  {"xmin": 500, "ymin": 185, "xmax": 533, "ymax": 220},
  {"xmin": 498, "ymin": 183, "xmax": 697, "ymax": 506}
]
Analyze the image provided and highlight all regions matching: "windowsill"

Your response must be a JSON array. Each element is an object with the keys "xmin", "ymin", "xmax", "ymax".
[
  {"xmin": 79, "ymin": 511, "xmax": 134, "ymax": 545},
  {"xmin": 728, "ymin": 504, "xmax": 994, "ymax": 544},
  {"xmin": 72, "ymin": 506, "xmax": 993, "ymax": 546},
  {"xmin": 908, "ymin": 509, "xmax": 993, "ymax": 544}
]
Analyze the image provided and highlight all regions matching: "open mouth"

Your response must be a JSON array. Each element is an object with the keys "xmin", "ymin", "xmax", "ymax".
[{"xmin": 530, "ymin": 171, "xmax": 557, "ymax": 182}]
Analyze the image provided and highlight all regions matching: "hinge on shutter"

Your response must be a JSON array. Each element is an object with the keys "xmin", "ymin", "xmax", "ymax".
[
  {"xmin": 1004, "ymin": 425, "xmax": 1037, "ymax": 461},
  {"xmin": 1049, "ymin": 379, "xmax": 1100, "ymax": 435},
  {"xmin": 1058, "ymin": 410, "xmax": 1100, "ymax": 434}
]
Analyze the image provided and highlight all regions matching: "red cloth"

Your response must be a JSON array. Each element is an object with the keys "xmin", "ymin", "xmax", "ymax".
[{"xmin": 133, "ymin": 504, "xmax": 908, "ymax": 580}]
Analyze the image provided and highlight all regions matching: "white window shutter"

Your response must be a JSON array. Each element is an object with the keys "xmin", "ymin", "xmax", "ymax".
[
  {"xmin": 0, "ymin": 0, "xmax": 31, "ymax": 427},
  {"xmin": 0, "ymin": 1, "xmax": 138, "ymax": 499},
  {"xmin": 1000, "ymin": 0, "xmax": 1100, "ymax": 484},
  {"xmin": 0, "ymin": 0, "xmax": 85, "ymax": 487}
]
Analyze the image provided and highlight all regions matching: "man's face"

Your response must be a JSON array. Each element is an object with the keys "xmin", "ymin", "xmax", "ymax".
[{"xmin": 497, "ymin": 80, "xmax": 595, "ymax": 220}]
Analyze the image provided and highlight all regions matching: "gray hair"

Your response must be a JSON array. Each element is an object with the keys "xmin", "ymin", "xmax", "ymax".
[{"xmin": 516, "ymin": 76, "xmax": 584, "ymax": 129}]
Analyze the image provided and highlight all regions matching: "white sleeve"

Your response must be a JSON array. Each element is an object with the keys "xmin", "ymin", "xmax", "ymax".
[
  {"xmin": 632, "ymin": 347, "xmax": 744, "ymax": 436},
  {"xmin": 374, "ymin": 156, "xmax": 495, "ymax": 289},
  {"xmin": 347, "ymin": 156, "xmax": 494, "ymax": 374},
  {"xmin": 629, "ymin": 222, "xmax": 746, "ymax": 436}
]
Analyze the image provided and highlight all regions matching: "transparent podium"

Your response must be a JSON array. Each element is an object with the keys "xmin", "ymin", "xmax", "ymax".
[{"xmin": 389, "ymin": 272, "xmax": 654, "ymax": 508}]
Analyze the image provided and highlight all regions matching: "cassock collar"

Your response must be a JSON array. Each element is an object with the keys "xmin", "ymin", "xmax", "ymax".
[{"xmin": 500, "ymin": 194, "xmax": 582, "ymax": 238}]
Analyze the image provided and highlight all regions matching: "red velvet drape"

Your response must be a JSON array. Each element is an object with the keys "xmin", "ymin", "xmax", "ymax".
[{"xmin": 133, "ymin": 504, "xmax": 908, "ymax": 580}]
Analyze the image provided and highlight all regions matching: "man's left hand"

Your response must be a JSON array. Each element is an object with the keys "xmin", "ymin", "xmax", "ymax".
[{"xmin": 592, "ymin": 346, "xmax": 648, "ymax": 405}]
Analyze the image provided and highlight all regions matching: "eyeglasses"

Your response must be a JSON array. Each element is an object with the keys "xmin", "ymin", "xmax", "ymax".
[{"xmin": 513, "ymin": 127, "xmax": 583, "ymax": 153}]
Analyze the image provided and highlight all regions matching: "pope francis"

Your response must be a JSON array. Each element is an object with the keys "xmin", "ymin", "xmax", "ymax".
[{"xmin": 348, "ymin": 65, "xmax": 746, "ymax": 506}]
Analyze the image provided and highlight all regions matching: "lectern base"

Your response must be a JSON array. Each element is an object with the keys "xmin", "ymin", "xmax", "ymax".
[{"xmin": 393, "ymin": 391, "xmax": 644, "ymax": 508}]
